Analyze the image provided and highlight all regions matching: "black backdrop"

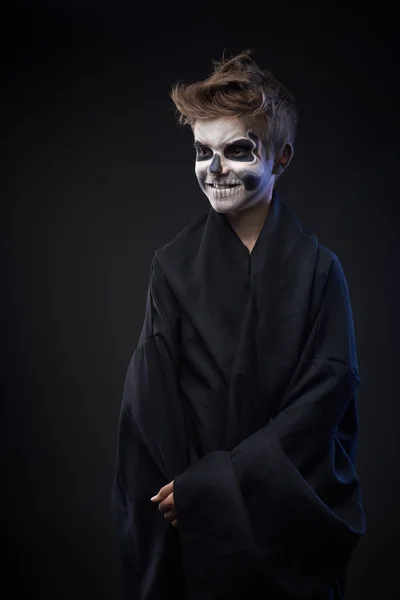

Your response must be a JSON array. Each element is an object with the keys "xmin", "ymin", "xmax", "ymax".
[{"xmin": 2, "ymin": 3, "xmax": 399, "ymax": 599}]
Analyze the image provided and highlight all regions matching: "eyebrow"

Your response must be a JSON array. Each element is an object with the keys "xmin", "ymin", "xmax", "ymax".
[
  {"xmin": 193, "ymin": 137, "xmax": 255, "ymax": 148},
  {"xmin": 227, "ymin": 138, "xmax": 254, "ymax": 147}
]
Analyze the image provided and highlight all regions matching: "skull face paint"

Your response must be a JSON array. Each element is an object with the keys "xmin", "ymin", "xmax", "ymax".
[{"xmin": 193, "ymin": 117, "xmax": 276, "ymax": 214}]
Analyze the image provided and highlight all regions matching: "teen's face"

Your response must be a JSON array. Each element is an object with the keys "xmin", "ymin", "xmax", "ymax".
[{"xmin": 193, "ymin": 117, "xmax": 275, "ymax": 213}]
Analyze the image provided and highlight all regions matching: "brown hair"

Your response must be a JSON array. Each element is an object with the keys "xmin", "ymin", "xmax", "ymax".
[{"xmin": 170, "ymin": 49, "xmax": 297, "ymax": 159}]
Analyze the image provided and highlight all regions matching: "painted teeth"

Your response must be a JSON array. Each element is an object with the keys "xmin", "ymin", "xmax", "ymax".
[{"xmin": 212, "ymin": 183, "xmax": 240, "ymax": 188}]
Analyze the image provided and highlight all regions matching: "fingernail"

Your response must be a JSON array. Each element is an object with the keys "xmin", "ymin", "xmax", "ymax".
[{"xmin": 150, "ymin": 496, "xmax": 157, "ymax": 501}]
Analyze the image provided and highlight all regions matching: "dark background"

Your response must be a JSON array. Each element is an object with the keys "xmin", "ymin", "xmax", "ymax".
[{"xmin": 2, "ymin": 2, "xmax": 399, "ymax": 598}]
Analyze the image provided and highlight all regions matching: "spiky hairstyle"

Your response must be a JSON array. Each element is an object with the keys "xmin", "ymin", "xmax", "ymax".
[{"xmin": 170, "ymin": 49, "xmax": 297, "ymax": 158}]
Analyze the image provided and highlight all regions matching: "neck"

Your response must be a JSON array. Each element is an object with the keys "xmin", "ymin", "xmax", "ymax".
[{"xmin": 226, "ymin": 194, "xmax": 273, "ymax": 254}]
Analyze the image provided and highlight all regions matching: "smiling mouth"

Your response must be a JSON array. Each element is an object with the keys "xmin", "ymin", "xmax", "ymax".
[{"xmin": 206, "ymin": 182, "xmax": 241, "ymax": 189}]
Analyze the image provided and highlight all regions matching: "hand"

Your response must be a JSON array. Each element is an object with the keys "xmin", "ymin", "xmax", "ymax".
[{"xmin": 151, "ymin": 481, "xmax": 178, "ymax": 528}]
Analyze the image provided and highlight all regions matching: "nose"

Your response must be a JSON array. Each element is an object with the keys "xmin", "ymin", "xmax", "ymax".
[{"xmin": 209, "ymin": 153, "xmax": 228, "ymax": 175}]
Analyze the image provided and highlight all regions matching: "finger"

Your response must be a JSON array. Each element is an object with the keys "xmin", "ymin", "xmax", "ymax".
[
  {"xmin": 150, "ymin": 481, "xmax": 174, "ymax": 502},
  {"xmin": 151, "ymin": 485, "xmax": 170, "ymax": 502},
  {"xmin": 158, "ymin": 492, "xmax": 174, "ymax": 512},
  {"xmin": 171, "ymin": 519, "xmax": 178, "ymax": 528},
  {"xmin": 158, "ymin": 492, "xmax": 175, "ymax": 513},
  {"xmin": 163, "ymin": 510, "xmax": 177, "ymax": 522}
]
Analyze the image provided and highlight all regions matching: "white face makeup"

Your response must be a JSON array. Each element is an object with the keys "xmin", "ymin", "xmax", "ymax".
[{"xmin": 193, "ymin": 117, "xmax": 276, "ymax": 214}]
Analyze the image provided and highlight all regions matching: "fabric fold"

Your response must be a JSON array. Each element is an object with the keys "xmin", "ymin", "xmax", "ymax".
[{"xmin": 111, "ymin": 191, "xmax": 366, "ymax": 600}]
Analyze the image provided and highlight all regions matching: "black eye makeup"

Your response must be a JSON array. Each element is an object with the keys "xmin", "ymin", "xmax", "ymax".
[
  {"xmin": 194, "ymin": 142, "xmax": 213, "ymax": 162},
  {"xmin": 224, "ymin": 142, "xmax": 254, "ymax": 162},
  {"xmin": 193, "ymin": 138, "xmax": 256, "ymax": 163}
]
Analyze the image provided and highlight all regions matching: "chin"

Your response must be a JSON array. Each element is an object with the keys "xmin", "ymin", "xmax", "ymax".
[
  {"xmin": 205, "ymin": 192, "xmax": 249, "ymax": 213},
  {"xmin": 208, "ymin": 198, "xmax": 246, "ymax": 214}
]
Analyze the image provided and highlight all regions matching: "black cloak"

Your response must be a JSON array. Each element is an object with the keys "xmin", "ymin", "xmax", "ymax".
[{"xmin": 111, "ymin": 191, "xmax": 366, "ymax": 600}]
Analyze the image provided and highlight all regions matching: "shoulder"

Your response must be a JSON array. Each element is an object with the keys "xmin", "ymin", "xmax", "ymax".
[
  {"xmin": 279, "ymin": 198, "xmax": 344, "ymax": 286},
  {"xmin": 311, "ymin": 244, "xmax": 354, "ymax": 314},
  {"xmin": 143, "ymin": 211, "xmax": 208, "ymax": 296},
  {"xmin": 153, "ymin": 211, "xmax": 209, "ymax": 274},
  {"xmin": 279, "ymin": 196, "xmax": 345, "ymax": 280},
  {"xmin": 317, "ymin": 244, "xmax": 349, "ymax": 284},
  {"xmin": 317, "ymin": 244, "xmax": 340, "ymax": 273}
]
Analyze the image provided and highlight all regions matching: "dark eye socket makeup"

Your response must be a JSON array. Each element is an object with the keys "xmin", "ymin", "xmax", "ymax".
[{"xmin": 194, "ymin": 139, "xmax": 255, "ymax": 160}]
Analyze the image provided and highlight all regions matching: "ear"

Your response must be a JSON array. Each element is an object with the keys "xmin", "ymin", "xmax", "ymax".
[{"xmin": 273, "ymin": 143, "xmax": 294, "ymax": 177}]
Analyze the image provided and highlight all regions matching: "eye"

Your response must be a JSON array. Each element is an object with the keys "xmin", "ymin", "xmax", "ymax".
[
  {"xmin": 231, "ymin": 148, "xmax": 245, "ymax": 156},
  {"xmin": 226, "ymin": 146, "xmax": 252, "ymax": 159},
  {"xmin": 196, "ymin": 147, "xmax": 213, "ymax": 159}
]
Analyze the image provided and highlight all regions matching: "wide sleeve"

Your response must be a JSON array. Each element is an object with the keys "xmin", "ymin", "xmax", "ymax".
[
  {"xmin": 111, "ymin": 256, "xmax": 188, "ymax": 600},
  {"xmin": 173, "ymin": 257, "xmax": 366, "ymax": 599}
]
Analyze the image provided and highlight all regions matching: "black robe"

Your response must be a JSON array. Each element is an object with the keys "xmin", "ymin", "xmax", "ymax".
[{"xmin": 111, "ymin": 191, "xmax": 366, "ymax": 600}]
